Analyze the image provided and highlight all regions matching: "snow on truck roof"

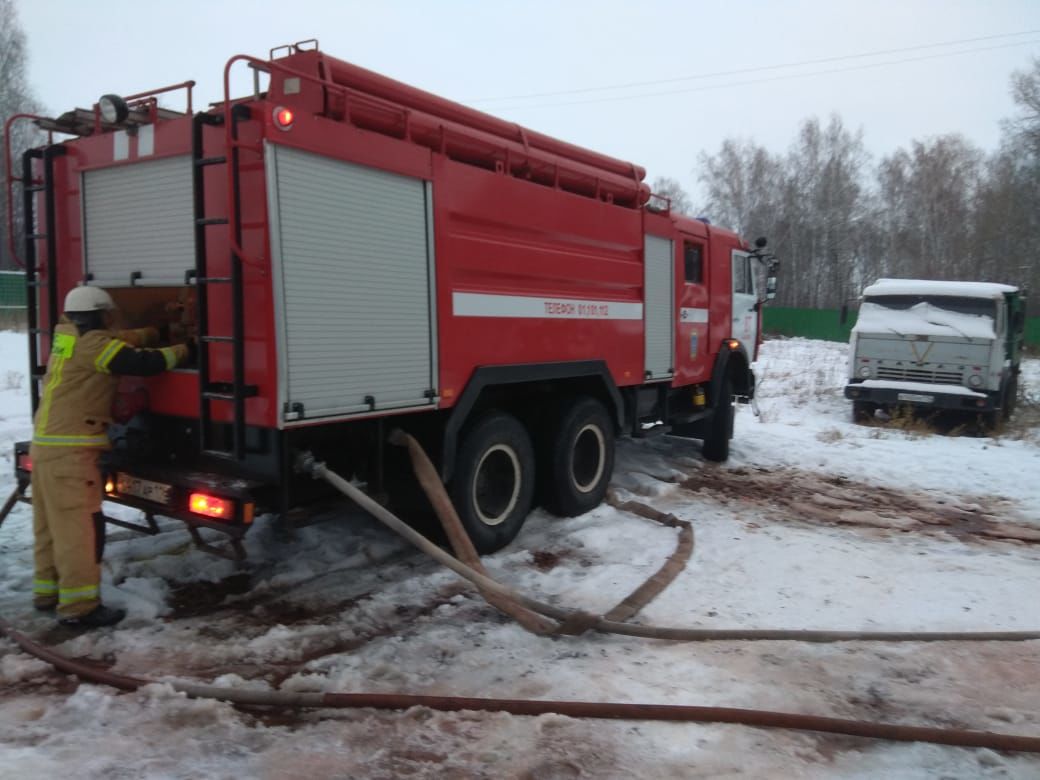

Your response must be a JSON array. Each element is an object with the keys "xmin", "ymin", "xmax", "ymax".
[{"xmin": 863, "ymin": 278, "xmax": 1018, "ymax": 299}]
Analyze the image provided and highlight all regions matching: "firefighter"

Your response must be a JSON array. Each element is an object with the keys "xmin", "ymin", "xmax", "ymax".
[{"xmin": 30, "ymin": 285, "xmax": 193, "ymax": 628}]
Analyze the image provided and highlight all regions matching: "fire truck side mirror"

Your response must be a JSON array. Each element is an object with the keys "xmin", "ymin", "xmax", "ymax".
[
  {"xmin": 754, "ymin": 236, "xmax": 768, "ymax": 249},
  {"xmin": 765, "ymin": 275, "xmax": 777, "ymax": 300}
]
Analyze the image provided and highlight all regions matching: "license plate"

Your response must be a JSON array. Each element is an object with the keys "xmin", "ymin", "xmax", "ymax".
[
  {"xmin": 116, "ymin": 473, "xmax": 173, "ymax": 505},
  {"xmin": 897, "ymin": 392, "xmax": 934, "ymax": 404}
]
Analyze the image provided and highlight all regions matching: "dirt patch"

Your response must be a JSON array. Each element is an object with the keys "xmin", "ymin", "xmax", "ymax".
[
  {"xmin": 679, "ymin": 466, "xmax": 1040, "ymax": 545},
  {"xmin": 530, "ymin": 550, "xmax": 567, "ymax": 572},
  {"xmin": 169, "ymin": 572, "xmax": 253, "ymax": 617}
]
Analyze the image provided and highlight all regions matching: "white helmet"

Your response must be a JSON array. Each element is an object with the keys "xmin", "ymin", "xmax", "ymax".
[{"xmin": 64, "ymin": 285, "xmax": 115, "ymax": 313}]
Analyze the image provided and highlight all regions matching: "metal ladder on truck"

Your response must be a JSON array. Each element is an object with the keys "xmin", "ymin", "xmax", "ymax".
[
  {"xmin": 0, "ymin": 142, "xmax": 64, "ymax": 529},
  {"xmin": 190, "ymin": 106, "xmax": 257, "ymax": 461}
]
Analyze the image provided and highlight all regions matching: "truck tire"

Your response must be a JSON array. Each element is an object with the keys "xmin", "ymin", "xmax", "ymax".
[
  {"xmin": 702, "ymin": 377, "xmax": 734, "ymax": 462},
  {"xmin": 852, "ymin": 400, "xmax": 876, "ymax": 422},
  {"xmin": 1003, "ymin": 375, "xmax": 1018, "ymax": 421},
  {"xmin": 450, "ymin": 411, "xmax": 536, "ymax": 554},
  {"xmin": 543, "ymin": 396, "xmax": 615, "ymax": 517}
]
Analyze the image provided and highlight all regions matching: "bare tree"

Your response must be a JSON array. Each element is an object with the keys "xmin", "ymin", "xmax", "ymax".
[
  {"xmin": 1006, "ymin": 56, "xmax": 1040, "ymax": 159},
  {"xmin": 780, "ymin": 116, "xmax": 871, "ymax": 307},
  {"xmin": 650, "ymin": 176, "xmax": 693, "ymax": 215},
  {"xmin": 877, "ymin": 135, "xmax": 982, "ymax": 282},
  {"xmin": 981, "ymin": 58, "xmax": 1040, "ymax": 294},
  {"xmin": 697, "ymin": 137, "xmax": 783, "ymax": 238},
  {"xmin": 0, "ymin": 0, "xmax": 41, "ymax": 270}
]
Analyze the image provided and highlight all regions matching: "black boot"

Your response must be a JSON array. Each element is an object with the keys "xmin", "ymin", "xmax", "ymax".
[{"xmin": 58, "ymin": 604, "xmax": 126, "ymax": 628}]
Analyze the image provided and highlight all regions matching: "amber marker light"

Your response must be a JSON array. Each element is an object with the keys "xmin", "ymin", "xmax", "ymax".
[
  {"xmin": 189, "ymin": 492, "xmax": 233, "ymax": 519},
  {"xmin": 104, "ymin": 478, "xmax": 115, "ymax": 495},
  {"xmin": 726, "ymin": 339, "xmax": 741, "ymax": 350}
]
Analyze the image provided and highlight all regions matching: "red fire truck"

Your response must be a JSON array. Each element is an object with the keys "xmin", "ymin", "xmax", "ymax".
[{"xmin": 3, "ymin": 40, "xmax": 777, "ymax": 556}]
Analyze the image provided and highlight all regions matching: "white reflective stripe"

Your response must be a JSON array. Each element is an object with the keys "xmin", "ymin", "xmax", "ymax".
[
  {"xmin": 113, "ymin": 131, "xmax": 129, "ymax": 160},
  {"xmin": 453, "ymin": 291, "xmax": 643, "ymax": 320},
  {"xmin": 679, "ymin": 307, "xmax": 709, "ymax": 324}
]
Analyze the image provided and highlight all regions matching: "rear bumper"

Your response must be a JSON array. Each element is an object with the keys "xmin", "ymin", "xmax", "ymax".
[
  {"xmin": 844, "ymin": 382, "xmax": 997, "ymax": 411},
  {"xmin": 11, "ymin": 441, "xmax": 265, "ymax": 530},
  {"xmin": 103, "ymin": 457, "xmax": 264, "ymax": 528}
]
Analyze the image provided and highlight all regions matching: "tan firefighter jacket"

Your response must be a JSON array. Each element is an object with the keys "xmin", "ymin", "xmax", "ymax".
[{"xmin": 32, "ymin": 320, "xmax": 186, "ymax": 449}]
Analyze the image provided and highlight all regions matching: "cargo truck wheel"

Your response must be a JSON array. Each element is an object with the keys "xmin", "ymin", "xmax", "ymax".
[
  {"xmin": 1003, "ymin": 376, "xmax": 1018, "ymax": 421},
  {"xmin": 544, "ymin": 396, "xmax": 615, "ymax": 517},
  {"xmin": 702, "ymin": 377, "xmax": 734, "ymax": 462},
  {"xmin": 852, "ymin": 400, "xmax": 877, "ymax": 422},
  {"xmin": 450, "ymin": 412, "xmax": 536, "ymax": 554}
]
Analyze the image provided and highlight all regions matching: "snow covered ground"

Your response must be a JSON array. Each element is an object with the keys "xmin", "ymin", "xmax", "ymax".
[{"xmin": 1, "ymin": 332, "xmax": 1038, "ymax": 779}]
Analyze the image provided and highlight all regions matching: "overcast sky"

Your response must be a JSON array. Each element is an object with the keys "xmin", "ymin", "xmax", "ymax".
[{"xmin": 16, "ymin": 1, "xmax": 1040, "ymax": 203}]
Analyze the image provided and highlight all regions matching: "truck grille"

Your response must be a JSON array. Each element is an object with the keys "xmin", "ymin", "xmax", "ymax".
[{"xmin": 876, "ymin": 366, "xmax": 963, "ymax": 385}]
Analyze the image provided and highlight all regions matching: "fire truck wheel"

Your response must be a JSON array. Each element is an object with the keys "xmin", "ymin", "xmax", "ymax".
[
  {"xmin": 702, "ymin": 377, "xmax": 734, "ymax": 462},
  {"xmin": 544, "ymin": 397, "xmax": 615, "ymax": 517},
  {"xmin": 450, "ymin": 411, "xmax": 536, "ymax": 554}
]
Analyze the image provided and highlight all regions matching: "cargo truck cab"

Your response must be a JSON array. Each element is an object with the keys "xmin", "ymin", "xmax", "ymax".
[{"xmin": 844, "ymin": 278, "xmax": 1025, "ymax": 427}]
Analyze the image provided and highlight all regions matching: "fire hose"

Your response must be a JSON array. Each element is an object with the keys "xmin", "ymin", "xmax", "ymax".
[
  {"xmin": 0, "ymin": 618, "xmax": 1038, "ymax": 754},
  {"xmin": 1, "ymin": 440, "xmax": 1039, "ymax": 754}
]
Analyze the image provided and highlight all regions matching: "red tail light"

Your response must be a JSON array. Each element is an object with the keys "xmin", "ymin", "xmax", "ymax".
[
  {"xmin": 189, "ymin": 492, "xmax": 233, "ymax": 519},
  {"xmin": 16, "ymin": 452, "xmax": 32, "ymax": 472},
  {"xmin": 273, "ymin": 106, "xmax": 294, "ymax": 130}
]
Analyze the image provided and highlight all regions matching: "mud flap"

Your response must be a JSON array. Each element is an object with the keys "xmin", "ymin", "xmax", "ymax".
[{"xmin": 93, "ymin": 512, "xmax": 106, "ymax": 563}]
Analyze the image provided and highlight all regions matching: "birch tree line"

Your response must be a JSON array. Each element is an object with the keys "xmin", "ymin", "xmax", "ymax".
[
  {"xmin": 0, "ymin": 0, "xmax": 40, "ymax": 271},
  {"xmin": 666, "ymin": 58, "xmax": 1040, "ymax": 309}
]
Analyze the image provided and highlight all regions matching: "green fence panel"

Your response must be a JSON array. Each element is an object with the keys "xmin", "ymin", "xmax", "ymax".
[
  {"xmin": 1027, "ymin": 317, "xmax": 1040, "ymax": 347},
  {"xmin": 761, "ymin": 307, "xmax": 853, "ymax": 343},
  {"xmin": 763, "ymin": 305, "xmax": 1040, "ymax": 347},
  {"xmin": 0, "ymin": 271, "xmax": 26, "ymax": 309}
]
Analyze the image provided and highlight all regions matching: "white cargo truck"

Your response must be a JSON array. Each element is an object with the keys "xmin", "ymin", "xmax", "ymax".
[{"xmin": 844, "ymin": 279, "xmax": 1026, "ymax": 426}]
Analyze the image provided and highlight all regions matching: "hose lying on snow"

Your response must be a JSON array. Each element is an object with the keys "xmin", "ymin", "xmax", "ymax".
[
  {"xmin": 297, "ymin": 451, "xmax": 1040, "ymax": 644},
  {"xmin": 1, "ymin": 616, "xmax": 1039, "ymax": 753},
  {"xmin": 2, "ymin": 450, "xmax": 1040, "ymax": 754},
  {"xmin": 389, "ymin": 430, "xmax": 694, "ymax": 632}
]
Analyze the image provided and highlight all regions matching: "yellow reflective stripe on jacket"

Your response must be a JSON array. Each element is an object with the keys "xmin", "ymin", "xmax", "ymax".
[
  {"xmin": 32, "ymin": 433, "xmax": 110, "ymax": 447},
  {"xmin": 33, "ymin": 579, "xmax": 58, "ymax": 594},
  {"xmin": 159, "ymin": 346, "xmax": 179, "ymax": 370},
  {"xmin": 52, "ymin": 332, "xmax": 76, "ymax": 358},
  {"xmin": 58, "ymin": 584, "xmax": 100, "ymax": 604},
  {"xmin": 35, "ymin": 345, "xmax": 70, "ymax": 436},
  {"xmin": 94, "ymin": 338, "xmax": 127, "ymax": 374}
]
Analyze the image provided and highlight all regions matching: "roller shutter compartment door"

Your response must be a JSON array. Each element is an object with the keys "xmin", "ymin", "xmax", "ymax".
[
  {"xmin": 267, "ymin": 144, "xmax": 435, "ymax": 421},
  {"xmin": 82, "ymin": 156, "xmax": 194, "ymax": 286},
  {"xmin": 644, "ymin": 235, "xmax": 674, "ymax": 381}
]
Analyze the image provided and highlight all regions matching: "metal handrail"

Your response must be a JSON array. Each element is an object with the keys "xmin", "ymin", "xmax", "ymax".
[{"xmin": 3, "ymin": 113, "xmax": 55, "ymax": 269}]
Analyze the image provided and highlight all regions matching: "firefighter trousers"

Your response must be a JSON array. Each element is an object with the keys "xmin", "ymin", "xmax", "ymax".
[{"xmin": 30, "ymin": 447, "xmax": 106, "ymax": 618}]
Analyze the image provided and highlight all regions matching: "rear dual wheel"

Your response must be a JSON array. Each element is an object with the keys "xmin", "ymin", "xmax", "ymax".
[
  {"xmin": 542, "ymin": 396, "xmax": 615, "ymax": 517},
  {"xmin": 450, "ymin": 397, "xmax": 616, "ymax": 554},
  {"xmin": 450, "ymin": 412, "xmax": 536, "ymax": 554}
]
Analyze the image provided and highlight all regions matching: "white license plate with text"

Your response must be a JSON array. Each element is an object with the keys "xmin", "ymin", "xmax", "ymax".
[
  {"xmin": 116, "ymin": 473, "xmax": 173, "ymax": 505},
  {"xmin": 897, "ymin": 392, "xmax": 934, "ymax": 404}
]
